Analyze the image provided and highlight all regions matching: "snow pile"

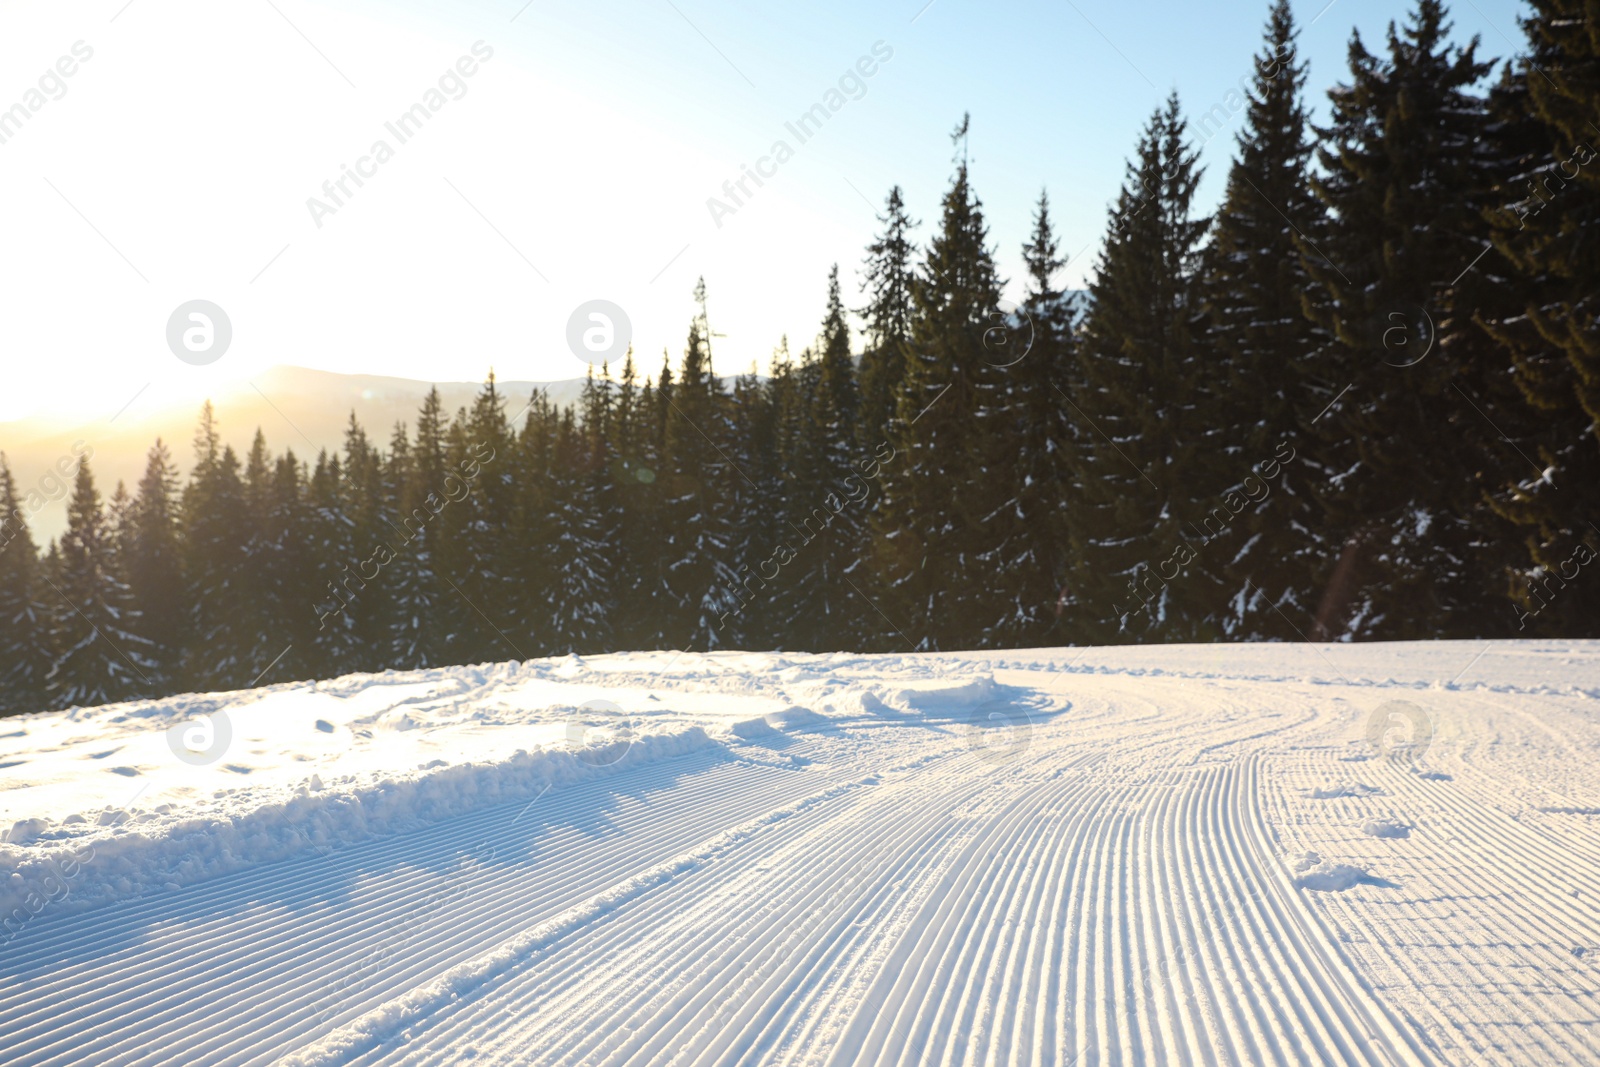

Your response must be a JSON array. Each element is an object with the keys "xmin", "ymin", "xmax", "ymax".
[
  {"xmin": 727, "ymin": 705, "xmax": 829, "ymax": 740},
  {"xmin": 887, "ymin": 674, "xmax": 1011, "ymax": 715},
  {"xmin": 1362, "ymin": 818, "xmax": 1412, "ymax": 838},
  {"xmin": 1292, "ymin": 851, "xmax": 1369, "ymax": 892},
  {"xmin": 1308, "ymin": 783, "xmax": 1385, "ymax": 799}
]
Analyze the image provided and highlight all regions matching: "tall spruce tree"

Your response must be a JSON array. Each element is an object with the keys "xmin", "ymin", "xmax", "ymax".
[
  {"xmin": 305, "ymin": 449, "xmax": 360, "ymax": 677},
  {"xmin": 1202, "ymin": 0, "xmax": 1330, "ymax": 637},
  {"xmin": 124, "ymin": 441, "xmax": 187, "ymax": 689},
  {"xmin": 181, "ymin": 405, "xmax": 260, "ymax": 689},
  {"xmin": 982, "ymin": 191, "xmax": 1080, "ymax": 645},
  {"xmin": 405, "ymin": 387, "xmax": 466, "ymax": 666},
  {"xmin": 1480, "ymin": 1, "xmax": 1600, "ymax": 636},
  {"xmin": 871, "ymin": 117, "xmax": 1008, "ymax": 650},
  {"xmin": 511, "ymin": 392, "xmax": 559, "ymax": 654},
  {"xmin": 1066, "ymin": 94, "xmax": 1215, "ymax": 642},
  {"xmin": 660, "ymin": 282, "xmax": 741, "ymax": 649},
  {"xmin": 46, "ymin": 462, "xmax": 153, "ymax": 706},
  {"xmin": 723, "ymin": 361, "xmax": 783, "ymax": 648},
  {"xmin": 1302, "ymin": 0, "xmax": 1503, "ymax": 639},
  {"xmin": 549, "ymin": 375, "xmax": 617, "ymax": 652},
  {"xmin": 858, "ymin": 187, "xmax": 919, "ymax": 451},
  {"xmin": 457, "ymin": 376, "xmax": 520, "ymax": 660},
  {"xmin": 611, "ymin": 354, "xmax": 671, "ymax": 651},
  {"xmin": 777, "ymin": 268, "xmax": 866, "ymax": 650},
  {"xmin": 0, "ymin": 457, "xmax": 53, "ymax": 713},
  {"xmin": 264, "ymin": 448, "xmax": 316, "ymax": 684}
]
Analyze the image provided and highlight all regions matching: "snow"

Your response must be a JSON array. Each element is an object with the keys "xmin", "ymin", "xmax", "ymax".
[
  {"xmin": 1292, "ymin": 850, "xmax": 1371, "ymax": 892},
  {"xmin": 3, "ymin": 640, "xmax": 1600, "ymax": 1065}
]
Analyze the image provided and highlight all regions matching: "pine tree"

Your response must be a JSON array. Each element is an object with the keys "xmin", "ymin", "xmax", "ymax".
[
  {"xmin": 123, "ymin": 441, "xmax": 187, "ymax": 690},
  {"xmin": 773, "ymin": 268, "xmax": 868, "ymax": 650},
  {"xmin": 858, "ymin": 186, "xmax": 919, "ymax": 451},
  {"xmin": 304, "ymin": 450, "xmax": 361, "ymax": 677},
  {"xmin": 264, "ymin": 448, "xmax": 316, "ymax": 684},
  {"xmin": 660, "ymin": 280, "xmax": 741, "ymax": 649},
  {"xmin": 399, "ymin": 387, "xmax": 466, "ymax": 666},
  {"xmin": 1480, "ymin": 0, "xmax": 1600, "ymax": 636},
  {"xmin": 871, "ymin": 118, "xmax": 1009, "ymax": 650},
  {"xmin": 1065, "ymin": 94, "xmax": 1215, "ymax": 642},
  {"xmin": 0, "ymin": 456, "xmax": 54, "ymax": 714},
  {"xmin": 1303, "ymin": 0, "xmax": 1503, "ymax": 639},
  {"xmin": 1201, "ymin": 0, "xmax": 1331, "ymax": 637},
  {"xmin": 721, "ymin": 363, "xmax": 783, "ymax": 648},
  {"xmin": 548, "ymin": 403, "xmax": 613, "ymax": 652},
  {"xmin": 982, "ymin": 191, "xmax": 1080, "ymax": 645},
  {"xmin": 46, "ymin": 462, "xmax": 153, "ymax": 706},
  {"xmin": 624, "ymin": 359, "xmax": 679, "ymax": 650},
  {"xmin": 610, "ymin": 354, "xmax": 668, "ymax": 652},
  {"xmin": 181, "ymin": 405, "xmax": 259, "ymax": 690},
  {"xmin": 456, "ymin": 376, "xmax": 520, "ymax": 661},
  {"xmin": 337, "ymin": 414, "xmax": 395, "ymax": 670}
]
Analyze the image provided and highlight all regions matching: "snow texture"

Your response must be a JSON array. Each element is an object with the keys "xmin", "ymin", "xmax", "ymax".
[{"xmin": 3, "ymin": 640, "xmax": 1600, "ymax": 1066}]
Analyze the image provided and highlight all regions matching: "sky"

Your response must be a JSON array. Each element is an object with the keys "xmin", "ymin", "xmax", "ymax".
[{"xmin": 0, "ymin": 0, "xmax": 1531, "ymax": 425}]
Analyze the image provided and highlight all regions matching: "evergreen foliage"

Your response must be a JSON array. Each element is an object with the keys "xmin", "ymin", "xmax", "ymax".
[{"xmin": 3, "ymin": 0, "xmax": 1599, "ymax": 715}]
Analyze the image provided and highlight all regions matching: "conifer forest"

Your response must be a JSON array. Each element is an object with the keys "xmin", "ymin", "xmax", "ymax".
[{"xmin": 3, "ymin": 0, "xmax": 1598, "ymax": 716}]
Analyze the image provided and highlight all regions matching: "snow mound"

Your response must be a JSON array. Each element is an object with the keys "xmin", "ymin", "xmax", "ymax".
[
  {"xmin": 1308, "ymin": 783, "xmax": 1385, "ymax": 799},
  {"xmin": 765, "ymin": 706, "xmax": 828, "ymax": 730},
  {"xmin": 1362, "ymin": 818, "xmax": 1412, "ymax": 838},
  {"xmin": 727, "ymin": 706, "xmax": 828, "ymax": 740},
  {"xmin": 1292, "ymin": 851, "xmax": 1368, "ymax": 892},
  {"xmin": 888, "ymin": 674, "xmax": 1008, "ymax": 714}
]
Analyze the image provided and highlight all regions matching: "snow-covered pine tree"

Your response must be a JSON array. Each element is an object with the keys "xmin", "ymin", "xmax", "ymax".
[
  {"xmin": 1065, "ymin": 94, "xmax": 1216, "ymax": 643},
  {"xmin": 123, "ymin": 441, "xmax": 187, "ymax": 691},
  {"xmin": 303, "ymin": 449, "xmax": 361, "ymax": 677},
  {"xmin": 46, "ymin": 462, "xmax": 154, "ymax": 706},
  {"xmin": 857, "ymin": 186, "xmax": 918, "ymax": 453},
  {"xmin": 980, "ymin": 191, "xmax": 1080, "ymax": 646},
  {"xmin": 1302, "ymin": 0, "xmax": 1506, "ymax": 639},
  {"xmin": 181, "ymin": 405, "xmax": 260, "ymax": 690},
  {"xmin": 548, "ymin": 371, "xmax": 618, "ymax": 652},
  {"xmin": 0, "ymin": 456, "xmax": 54, "ymax": 714},
  {"xmin": 1480, "ymin": 0, "xmax": 1600, "ymax": 636},
  {"xmin": 611, "ymin": 353, "xmax": 671, "ymax": 652},
  {"xmin": 382, "ymin": 423, "xmax": 423, "ymax": 668},
  {"xmin": 561, "ymin": 402, "xmax": 615, "ymax": 652},
  {"xmin": 1201, "ymin": 0, "xmax": 1331, "ymax": 638},
  {"xmin": 398, "ymin": 387, "xmax": 467, "ymax": 667},
  {"xmin": 723, "ymin": 360, "xmax": 780, "ymax": 649},
  {"xmin": 230, "ymin": 430, "xmax": 295, "ymax": 683},
  {"xmin": 509, "ymin": 391, "xmax": 557, "ymax": 654},
  {"xmin": 624, "ymin": 359, "xmax": 680, "ymax": 651},
  {"xmin": 871, "ymin": 118, "xmax": 1009, "ymax": 650},
  {"xmin": 338, "ymin": 415, "xmax": 397, "ymax": 670},
  {"xmin": 661, "ymin": 280, "xmax": 741, "ymax": 650},
  {"xmin": 455, "ymin": 376, "xmax": 520, "ymax": 660},
  {"xmin": 775, "ymin": 268, "xmax": 866, "ymax": 651}
]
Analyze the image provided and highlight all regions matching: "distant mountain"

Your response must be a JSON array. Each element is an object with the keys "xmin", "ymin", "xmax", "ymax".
[{"xmin": 0, "ymin": 366, "xmax": 590, "ymax": 544}]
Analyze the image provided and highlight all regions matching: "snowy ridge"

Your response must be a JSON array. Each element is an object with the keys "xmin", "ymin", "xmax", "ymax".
[{"xmin": 0, "ymin": 725, "xmax": 715, "ymax": 920}]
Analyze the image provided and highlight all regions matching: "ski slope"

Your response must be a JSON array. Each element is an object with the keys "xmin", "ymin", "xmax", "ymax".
[{"xmin": 2, "ymin": 641, "xmax": 1599, "ymax": 1065}]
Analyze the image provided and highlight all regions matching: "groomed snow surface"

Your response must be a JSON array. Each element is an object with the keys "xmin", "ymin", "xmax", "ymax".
[{"xmin": 3, "ymin": 641, "xmax": 1599, "ymax": 1065}]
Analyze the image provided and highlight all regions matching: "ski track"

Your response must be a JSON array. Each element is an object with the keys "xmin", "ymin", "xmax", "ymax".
[{"xmin": 3, "ymin": 644, "xmax": 1599, "ymax": 1065}]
